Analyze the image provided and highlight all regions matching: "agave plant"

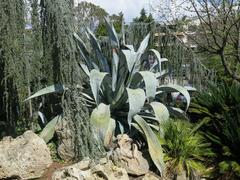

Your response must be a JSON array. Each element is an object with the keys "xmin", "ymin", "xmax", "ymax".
[{"xmin": 24, "ymin": 18, "xmax": 191, "ymax": 175}]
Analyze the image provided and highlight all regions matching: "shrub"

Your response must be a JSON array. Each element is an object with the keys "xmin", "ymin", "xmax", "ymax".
[{"xmin": 188, "ymin": 81, "xmax": 240, "ymax": 179}]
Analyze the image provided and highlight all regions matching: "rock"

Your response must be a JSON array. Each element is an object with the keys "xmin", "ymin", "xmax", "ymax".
[
  {"xmin": 52, "ymin": 159, "xmax": 129, "ymax": 180},
  {"xmin": 141, "ymin": 172, "xmax": 161, "ymax": 180},
  {"xmin": 111, "ymin": 134, "xmax": 149, "ymax": 176},
  {"xmin": 92, "ymin": 160, "xmax": 129, "ymax": 180},
  {"xmin": 52, "ymin": 159, "xmax": 92, "ymax": 180},
  {"xmin": 55, "ymin": 117, "xmax": 75, "ymax": 161},
  {"xmin": 0, "ymin": 130, "xmax": 52, "ymax": 179}
]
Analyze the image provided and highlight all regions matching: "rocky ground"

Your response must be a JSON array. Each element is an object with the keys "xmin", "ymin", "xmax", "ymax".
[{"xmin": 0, "ymin": 131, "xmax": 162, "ymax": 180}]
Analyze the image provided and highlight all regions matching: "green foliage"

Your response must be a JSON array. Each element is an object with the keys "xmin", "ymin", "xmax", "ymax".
[
  {"xmin": 189, "ymin": 81, "xmax": 240, "ymax": 179},
  {"xmin": 74, "ymin": 1, "xmax": 108, "ymax": 32},
  {"xmin": 158, "ymin": 120, "xmax": 213, "ymax": 179},
  {"xmin": 133, "ymin": 8, "xmax": 154, "ymax": 23},
  {"xmin": 96, "ymin": 13, "xmax": 123, "ymax": 37},
  {"xmin": 0, "ymin": 0, "xmax": 29, "ymax": 136}
]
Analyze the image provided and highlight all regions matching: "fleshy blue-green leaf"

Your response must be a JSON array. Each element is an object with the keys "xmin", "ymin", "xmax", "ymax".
[
  {"xmin": 74, "ymin": 33, "xmax": 94, "ymax": 70},
  {"xmin": 112, "ymin": 50, "xmax": 119, "ymax": 92},
  {"xmin": 40, "ymin": 115, "xmax": 63, "ymax": 143},
  {"xmin": 24, "ymin": 84, "xmax": 65, "ymax": 102},
  {"xmin": 149, "ymin": 49, "xmax": 168, "ymax": 77},
  {"xmin": 104, "ymin": 17, "xmax": 119, "ymax": 48},
  {"xmin": 134, "ymin": 71, "xmax": 158, "ymax": 99},
  {"xmin": 122, "ymin": 49, "xmax": 138, "ymax": 72},
  {"xmin": 157, "ymin": 84, "xmax": 191, "ymax": 110},
  {"xmin": 137, "ymin": 33, "xmax": 150, "ymax": 53},
  {"xmin": 126, "ymin": 88, "xmax": 145, "ymax": 126},
  {"xmin": 134, "ymin": 115, "xmax": 165, "ymax": 175},
  {"xmin": 90, "ymin": 103, "xmax": 115, "ymax": 147},
  {"xmin": 90, "ymin": 70, "xmax": 108, "ymax": 105},
  {"xmin": 87, "ymin": 28, "xmax": 109, "ymax": 72},
  {"xmin": 125, "ymin": 45, "xmax": 135, "ymax": 51},
  {"xmin": 80, "ymin": 63, "xmax": 90, "ymax": 76},
  {"xmin": 150, "ymin": 102, "xmax": 169, "ymax": 122}
]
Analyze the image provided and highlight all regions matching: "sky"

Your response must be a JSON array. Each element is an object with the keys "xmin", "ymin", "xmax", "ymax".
[{"xmin": 75, "ymin": 0, "xmax": 152, "ymax": 23}]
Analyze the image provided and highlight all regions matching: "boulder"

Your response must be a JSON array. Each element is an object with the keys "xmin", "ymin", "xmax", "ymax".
[
  {"xmin": 111, "ymin": 134, "xmax": 149, "ymax": 176},
  {"xmin": 52, "ymin": 158, "xmax": 129, "ymax": 180},
  {"xmin": 0, "ymin": 130, "xmax": 52, "ymax": 179}
]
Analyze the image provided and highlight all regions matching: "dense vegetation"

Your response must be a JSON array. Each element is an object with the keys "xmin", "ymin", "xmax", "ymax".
[{"xmin": 0, "ymin": 0, "xmax": 239, "ymax": 179}]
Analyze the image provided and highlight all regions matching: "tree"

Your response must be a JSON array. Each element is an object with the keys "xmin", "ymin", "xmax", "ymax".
[
  {"xmin": 40, "ymin": 0, "xmax": 103, "ymax": 160},
  {"xmin": 95, "ymin": 12, "xmax": 124, "ymax": 37},
  {"xmin": 133, "ymin": 8, "xmax": 154, "ymax": 23},
  {"xmin": 74, "ymin": 1, "xmax": 108, "ymax": 31},
  {"xmin": 0, "ymin": 0, "xmax": 27, "ymax": 136},
  {"xmin": 189, "ymin": 0, "xmax": 240, "ymax": 82}
]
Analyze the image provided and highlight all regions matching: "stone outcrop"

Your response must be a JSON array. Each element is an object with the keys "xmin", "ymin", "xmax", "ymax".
[
  {"xmin": 0, "ymin": 130, "xmax": 52, "ymax": 179},
  {"xmin": 111, "ymin": 134, "xmax": 149, "ymax": 176}
]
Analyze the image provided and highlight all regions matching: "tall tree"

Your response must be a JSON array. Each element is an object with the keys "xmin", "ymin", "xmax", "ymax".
[
  {"xmin": 96, "ymin": 12, "xmax": 124, "ymax": 37},
  {"xmin": 189, "ymin": 0, "xmax": 240, "ymax": 82},
  {"xmin": 40, "ymin": 0, "xmax": 103, "ymax": 160},
  {"xmin": 74, "ymin": 1, "xmax": 108, "ymax": 31},
  {"xmin": 133, "ymin": 8, "xmax": 154, "ymax": 23},
  {"xmin": 0, "ymin": 0, "xmax": 27, "ymax": 136}
]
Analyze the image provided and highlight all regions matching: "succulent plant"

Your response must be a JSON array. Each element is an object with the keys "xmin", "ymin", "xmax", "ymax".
[{"xmin": 25, "ymin": 18, "xmax": 191, "ymax": 176}]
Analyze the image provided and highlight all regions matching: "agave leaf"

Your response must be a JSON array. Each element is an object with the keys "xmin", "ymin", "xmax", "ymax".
[
  {"xmin": 122, "ymin": 49, "xmax": 138, "ymax": 72},
  {"xmin": 104, "ymin": 17, "xmax": 119, "ymax": 48},
  {"xmin": 90, "ymin": 103, "xmax": 115, "ymax": 147},
  {"xmin": 79, "ymin": 63, "xmax": 90, "ymax": 76},
  {"xmin": 125, "ymin": 45, "xmax": 135, "ymax": 51},
  {"xmin": 137, "ymin": 33, "xmax": 150, "ymax": 54},
  {"xmin": 149, "ymin": 61, "xmax": 158, "ymax": 72},
  {"xmin": 150, "ymin": 102, "xmax": 169, "ymax": 123},
  {"xmin": 74, "ymin": 33, "xmax": 94, "ymax": 70},
  {"xmin": 132, "ymin": 71, "xmax": 158, "ymax": 99},
  {"xmin": 112, "ymin": 50, "xmax": 119, "ymax": 92},
  {"xmin": 74, "ymin": 32, "xmax": 88, "ymax": 52},
  {"xmin": 38, "ymin": 111, "xmax": 46, "ymax": 124},
  {"xmin": 126, "ymin": 88, "xmax": 145, "ymax": 126},
  {"xmin": 90, "ymin": 70, "xmax": 108, "ymax": 105},
  {"xmin": 157, "ymin": 84, "xmax": 191, "ymax": 111},
  {"xmin": 87, "ymin": 28, "xmax": 110, "ymax": 72},
  {"xmin": 139, "ymin": 115, "xmax": 159, "ymax": 122},
  {"xmin": 149, "ymin": 49, "xmax": 161, "ymax": 71},
  {"xmin": 104, "ymin": 118, "xmax": 116, "ymax": 147},
  {"xmin": 81, "ymin": 92, "xmax": 94, "ymax": 101},
  {"xmin": 149, "ymin": 49, "xmax": 168, "ymax": 76},
  {"xmin": 134, "ymin": 115, "xmax": 165, "ymax": 175},
  {"xmin": 40, "ymin": 114, "xmax": 63, "ymax": 143},
  {"xmin": 24, "ymin": 84, "xmax": 65, "ymax": 102},
  {"xmin": 117, "ymin": 121, "xmax": 124, "ymax": 134},
  {"xmin": 131, "ymin": 122, "xmax": 143, "ymax": 133}
]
